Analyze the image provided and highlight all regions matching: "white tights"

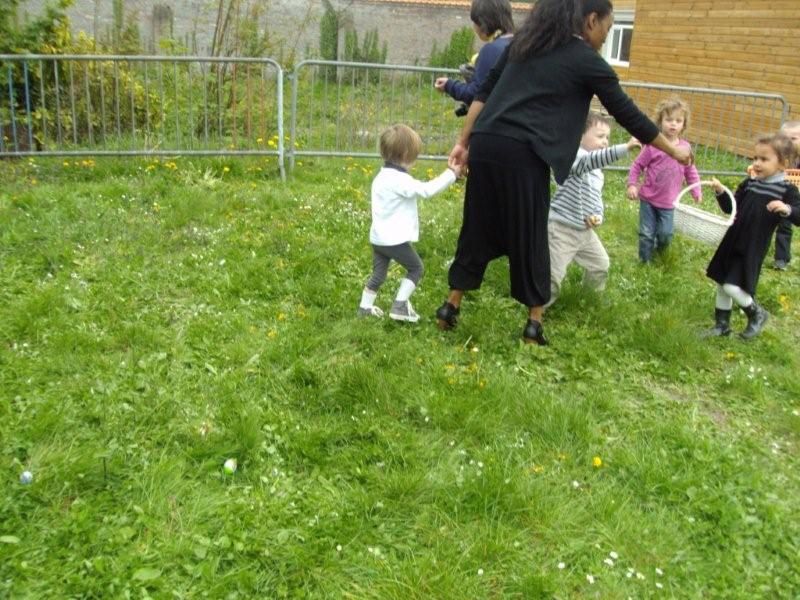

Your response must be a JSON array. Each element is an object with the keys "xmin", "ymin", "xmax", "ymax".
[{"xmin": 715, "ymin": 284, "xmax": 753, "ymax": 310}]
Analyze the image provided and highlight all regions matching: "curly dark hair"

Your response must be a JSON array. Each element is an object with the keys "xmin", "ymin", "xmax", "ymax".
[
  {"xmin": 509, "ymin": 0, "xmax": 613, "ymax": 62},
  {"xmin": 470, "ymin": 0, "xmax": 515, "ymax": 36}
]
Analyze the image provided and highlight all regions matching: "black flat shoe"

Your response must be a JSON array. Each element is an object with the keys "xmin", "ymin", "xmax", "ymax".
[
  {"xmin": 435, "ymin": 301, "xmax": 459, "ymax": 330},
  {"xmin": 522, "ymin": 319, "xmax": 548, "ymax": 346}
]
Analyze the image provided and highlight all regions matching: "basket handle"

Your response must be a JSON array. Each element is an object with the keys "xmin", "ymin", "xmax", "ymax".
[{"xmin": 674, "ymin": 180, "xmax": 736, "ymax": 226}]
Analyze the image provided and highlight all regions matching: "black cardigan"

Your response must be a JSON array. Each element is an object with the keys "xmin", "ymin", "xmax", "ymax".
[{"xmin": 472, "ymin": 38, "xmax": 660, "ymax": 184}]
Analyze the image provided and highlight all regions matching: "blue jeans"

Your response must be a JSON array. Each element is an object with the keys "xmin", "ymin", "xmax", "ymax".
[{"xmin": 639, "ymin": 201, "xmax": 674, "ymax": 262}]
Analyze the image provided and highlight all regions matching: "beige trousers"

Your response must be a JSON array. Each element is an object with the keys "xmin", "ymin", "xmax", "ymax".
[{"xmin": 547, "ymin": 220, "xmax": 610, "ymax": 307}]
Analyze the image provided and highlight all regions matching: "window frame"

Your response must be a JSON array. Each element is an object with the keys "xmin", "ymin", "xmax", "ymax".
[{"xmin": 602, "ymin": 11, "xmax": 634, "ymax": 67}]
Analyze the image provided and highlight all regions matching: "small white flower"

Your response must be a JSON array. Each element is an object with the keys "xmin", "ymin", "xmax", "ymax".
[
  {"xmin": 626, "ymin": 571, "xmax": 633, "ymax": 578},
  {"xmin": 477, "ymin": 461, "xmax": 484, "ymax": 468},
  {"xmin": 586, "ymin": 574, "xmax": 595, "ymax": 584},
  {"xmin": 609, "ymin": 551, "xmax": 619, "ymax": 559},
  {"xmin": 336, "ymin": 545, "xmax": 342, "ymax": 552},
  {"xmin": 477, "ymin": 568, "xmax": 484, "ymax": 576},
  {"xmin": 604, "ymin": 558, "xmax": 615, "ymax": 567},
  {"xmin": 636, "ymin": 572, "xmax": 645, "ymax": 580},
  {"xmin": 656, "ymin": 582, "xmax": 664, "ymax": 589},
  {"xmin": 572, "ymin": 480, "xmax": 580, "ymax": 489},
  {"xmin": 367, "ymin": 546, "xmax": 374, "ymax": 554},
  {"xmin": 557, "ymin": 562, "xmax": 566, "ymax": 570},
  {"xmin": 655, "ymin": 568, "xmax": 664, "ymax": 576}
]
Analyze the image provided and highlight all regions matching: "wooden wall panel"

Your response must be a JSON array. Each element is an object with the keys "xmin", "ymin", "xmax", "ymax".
[{"xmin": 613, "ymin": 0, "xmax": 799, "ymax": 158}]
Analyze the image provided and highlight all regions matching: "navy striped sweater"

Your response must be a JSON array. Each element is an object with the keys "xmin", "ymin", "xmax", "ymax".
[{"xmin": 549, "ymin": 144, "xmax": 628, "ymax": 230}]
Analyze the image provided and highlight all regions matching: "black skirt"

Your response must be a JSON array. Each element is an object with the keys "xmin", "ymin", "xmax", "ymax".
[{"xmin": 448, "ymin": 133, "xmax": 552, "ymax": 306}]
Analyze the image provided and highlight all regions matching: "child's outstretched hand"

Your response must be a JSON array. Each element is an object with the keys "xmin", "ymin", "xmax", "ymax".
[
  {"xmin": 434, "ymin": 78, "xmax": 448, "ymax": 93},
  {"xmin": 626, "ymin": 185, "xmax": 639, "ymax": 200},
  {"xmin": 626, "ymin": 137, "xmax": 642, "ymax": 151},
  {"xmin": 767, "ymin": 200, "xmax": 792, "ymax": 217},
  {"xmin": 710, "ymin": 177, "xmax": 724, "ymax": 194}
]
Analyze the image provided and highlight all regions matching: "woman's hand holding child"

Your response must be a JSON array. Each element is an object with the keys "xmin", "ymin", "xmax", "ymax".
[
  {"xmin": 671, "ymin": 144, "xmax": 693, "ymax": 166},
  {"xmin": 448, "ymin": 160, "xmax": 464, "ymax": 179},
  {"xmin": 710, "ymin": 177, "xmax": 724, "ymax": 194}
]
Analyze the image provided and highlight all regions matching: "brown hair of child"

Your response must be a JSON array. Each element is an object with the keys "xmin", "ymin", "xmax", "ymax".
[
  {"xmin": 654, "ymin": 97, "xmax": 691, "ymax": 134},
  {"xmin": 755, "ymin": 132, "xmax": 796, "ymax": 167},
  {"xmin": 584, "ymin": 110, "xmax": 611, "ymax": 132},
  {"xmin": 379, "ymin": 124, "xmax": 423, "ymax": 166}
]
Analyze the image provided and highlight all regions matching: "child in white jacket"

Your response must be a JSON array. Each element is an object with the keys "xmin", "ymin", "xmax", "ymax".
[{"xmin": 358, "ymin": 124, "xmax": 461, "ymax": 322}]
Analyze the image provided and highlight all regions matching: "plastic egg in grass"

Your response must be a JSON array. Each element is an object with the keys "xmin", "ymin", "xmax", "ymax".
[{"xmin": 223, "ymin": 458, "xmax": 238, "ymax": 475}]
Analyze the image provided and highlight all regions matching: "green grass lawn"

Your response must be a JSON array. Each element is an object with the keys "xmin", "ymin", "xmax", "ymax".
[{"xmin": 1, "ymin": 156, "xmax": 799, "ymax": 598}]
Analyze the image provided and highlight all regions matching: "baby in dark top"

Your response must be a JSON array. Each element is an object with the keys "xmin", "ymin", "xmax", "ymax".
[{"xmin": 705, "ymin": 132, "xmax": 800, "ymax": 340}]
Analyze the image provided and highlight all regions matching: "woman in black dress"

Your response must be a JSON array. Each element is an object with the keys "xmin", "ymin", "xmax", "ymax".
[{"xmin": 436, "ymin": 0, "xmax": 692, "ymax": 344}]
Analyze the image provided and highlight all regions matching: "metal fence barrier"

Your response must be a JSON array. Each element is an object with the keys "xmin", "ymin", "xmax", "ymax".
[
  {"xmin": 290, "ymin": 60, "xmax": 788, "ymax": 177},
  {"xmin": 289, "ymin": 59, "xmax": 462, "ymax": 170},
  {"xmin": 1, "ymin": 55, "xmax": 790, "ymax": 178},
  {"xmin": 612, "ymin": 81, "xmax": 788, "ymax": 175},
  {"xmin": 0, "ymin": 54, "xmax": 285, "ymax": 179}
]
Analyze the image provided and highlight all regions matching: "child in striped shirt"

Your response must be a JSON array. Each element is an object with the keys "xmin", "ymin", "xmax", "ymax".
[{"xmin": 547, "ymin": 111, "xmax": 641, "ymax": 308}]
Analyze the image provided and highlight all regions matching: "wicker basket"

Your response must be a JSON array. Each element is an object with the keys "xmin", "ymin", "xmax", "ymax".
[{"xmin": 673, "ymin": 180, "xmax": 736, "ymax": 246}]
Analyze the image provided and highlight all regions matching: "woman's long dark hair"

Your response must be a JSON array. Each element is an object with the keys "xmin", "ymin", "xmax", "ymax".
[{"xmin": 509, "ymin": 0, "xmax": 613, "ymax": 61}]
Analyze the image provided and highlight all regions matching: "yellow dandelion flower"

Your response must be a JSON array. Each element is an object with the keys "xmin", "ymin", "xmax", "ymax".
[
  {"xmin": 223, "ymin": 166, "xmax": 230, "ymax": 173},
  {"xmin": 277, "ymin": 313, "xmax": 286, "ymax": 321},
  {"xmin": 267, "ymin": 329, "xmax": 277, "ymax": 339},
  {"xmin": 63, "ymin": 161, "xmax": 70, "ymax": 167},
  {"xmin": 778, "ymin": 294, "xmax": 790, "ymax": 311},
  {"xmin": 725, "ymin": 351, "xmax": 736, "ymax": 360},
  {"xmin": 592, "ymin": 456, "xmax": 603, "ymax": 468},
  {"xmin": 257, "ymin": 137, "xmax": 263, "ymax": 143},
  {"xmin": 478, "ymin": 380, "xmax": 486, "ymax": 389}
]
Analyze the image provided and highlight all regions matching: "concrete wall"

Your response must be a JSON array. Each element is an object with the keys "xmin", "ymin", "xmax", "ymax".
[{"xmin": 20, "ymin": 0, "xmax": 532, "ymax": 63}]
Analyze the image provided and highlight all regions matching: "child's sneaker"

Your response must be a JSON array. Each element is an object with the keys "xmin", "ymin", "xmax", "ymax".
[
  {"xmin": 389, "ymin": 300, "xmax": 420, "ymax": 323},
  {"xmin": 357, "ymin": 306, "xmax": 384, "ymax": 318}
]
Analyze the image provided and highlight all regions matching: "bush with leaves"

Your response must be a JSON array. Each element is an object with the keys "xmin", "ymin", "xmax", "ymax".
[
  {"xmin": 429, "ymin": 27, "xmax": 475, "ymax": 69},
  {"xmin": 342, "ymin": 28, "xmax": 388, "ymax": 84},
  {"xmin": 319, "ymin": 0, "xmax": 339, "ymax": 79}
]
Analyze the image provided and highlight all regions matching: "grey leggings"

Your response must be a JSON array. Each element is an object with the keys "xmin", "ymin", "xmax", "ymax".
[{"xmin": 365, "ymin": 242, "xmax": 424, "ymax": 291}]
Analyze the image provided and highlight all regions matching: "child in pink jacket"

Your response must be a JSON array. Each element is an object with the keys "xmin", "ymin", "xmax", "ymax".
[{"xmin": 627, "ymin": 98, "xmax": 701, "ymax": 262}]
